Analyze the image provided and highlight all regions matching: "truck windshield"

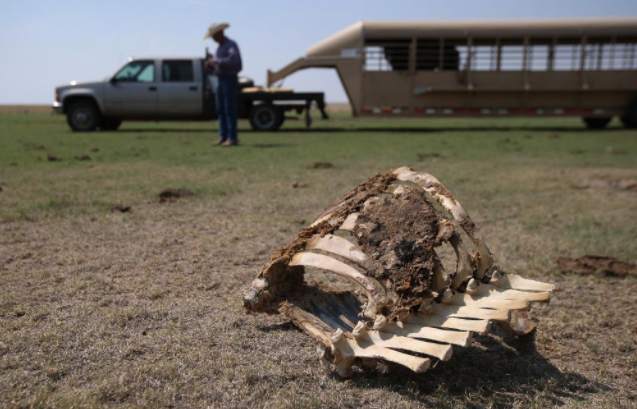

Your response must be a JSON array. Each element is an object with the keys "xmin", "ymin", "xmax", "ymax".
[{"xmin": 114, "ymin": 61, "xmax": 155, "ymax": 82}]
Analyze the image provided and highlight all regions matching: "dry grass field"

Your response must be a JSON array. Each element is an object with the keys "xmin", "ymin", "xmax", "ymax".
[{"xmin": 1, "ymin": 109, "xmax": 636, "ymax": 408}]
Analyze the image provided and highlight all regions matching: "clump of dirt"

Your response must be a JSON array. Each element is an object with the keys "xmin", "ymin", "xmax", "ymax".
[
  {"xmin": 111, "ymin": 205, "xmax": 131, "ymax": 213},
  {"xmin": 353, "ymin": 186, "xmax": 440, "ymax": 313},
  {"xmin": 292, "ymin": 182, "xmax": 308, "ymax": 189},
  {"xmin": 416, "ymin": 152, "xmax": 443, "ymax": 161},
  {"xmin": 557, "ymin": 255, "xmax": 637, "ymax": 278},
  {"xmin": 74, "ymin": 154, "xmax": 92, "ymax": 161},
  {"xmin": 309, "ymin": 161, "xmax": 334, "ymax": 169},
  {"xmin": 47, "ymin": 154, "xmax": 61, "ymax": 162},
  {"xmin": 158, "ymin": 188, "xmax": 194, "ymax": 203},
  {"xmin": 615, "ymin": 179, "xmax": 637, "ymax": 192},
  {"xmin": 90, "ymin": 147, "xmax": 100, "ymax": 153},
  {"xmin": 605, "ymin": 146, "xmax": 628, "ymax": 155}
]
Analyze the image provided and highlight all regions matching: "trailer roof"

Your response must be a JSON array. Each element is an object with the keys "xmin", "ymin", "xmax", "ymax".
[{"xmin": 307, "ymin": 18, "xmax": 637, "ymax": 57}]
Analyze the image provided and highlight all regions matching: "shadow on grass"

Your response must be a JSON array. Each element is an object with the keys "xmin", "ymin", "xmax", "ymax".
[
  {"xmin": 350, "ymin": 334, "xmax": 608, "ymax": 408},
  {"xmin": 116, "ymin": 125, "xmax": 624, "ymax": 134},
  {"xmin": 262, "ymin": 126, "xmax": 625, "ymax": 134}
]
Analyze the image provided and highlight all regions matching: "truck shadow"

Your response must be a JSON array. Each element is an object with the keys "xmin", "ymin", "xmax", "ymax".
[
  {"xmin": 349, "ymin": 335, "xmax": 608, "ymax": 408},
  {"xmin": 117, "ymin": 128, "xmax": 212, "ymax": 133},
  {"xmin": 262, "ymin": 125, "xmax": 625, "ymax": 133}
]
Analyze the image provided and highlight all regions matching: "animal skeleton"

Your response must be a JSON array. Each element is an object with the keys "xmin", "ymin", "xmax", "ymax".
[{"xmin": 244, "ymin": 167, "xmax": 554, "ymax": 377}]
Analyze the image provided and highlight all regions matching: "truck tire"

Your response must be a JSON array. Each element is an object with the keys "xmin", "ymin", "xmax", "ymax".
[
  {"xmin": 620, "ymin": 98, "xmax": 637, "ymax": 129},
  {"xmin": 249, "ymin": 105, "xmax": 283, "ymax": 131},
  {"xmin": 66, "ymin": 100, "xmax": 101, "ymax": 132},
  {"xmin": 582, "ymin": 116, "xmax": 611, "ymax": 130},
  {"xmin": 100, "ymin": 118, "xmax": 122, "ymax": 131}
]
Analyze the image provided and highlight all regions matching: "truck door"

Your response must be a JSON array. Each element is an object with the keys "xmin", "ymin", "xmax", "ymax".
[
  {"xmin": 103, "ymin": 60, "xmax": 158, "ymax": 117},
  {"xmin": 156, "ymin": 59, "xmax": 202, "ymax": 117}
]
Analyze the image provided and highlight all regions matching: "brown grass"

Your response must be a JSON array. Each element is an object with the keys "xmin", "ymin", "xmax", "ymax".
[
  {"xmin": 2, "ymin": 171, "xmax": 636, "ymax": 409},
  {"xmin": 0, "ymin": 105, "xmax": 52, "ymax": 114},
  {"xmin": 1, "ymin": 113, "xmax": 636, "ymax": 408}
]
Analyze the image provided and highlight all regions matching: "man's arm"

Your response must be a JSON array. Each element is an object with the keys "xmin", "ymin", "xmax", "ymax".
[
  {"xmin": 205, "ymin": 56, "xmax": 216, "ymax": 73},
  {"xmin": 216, "ymin": 42, "xmax": 242, "ymax": 72}
]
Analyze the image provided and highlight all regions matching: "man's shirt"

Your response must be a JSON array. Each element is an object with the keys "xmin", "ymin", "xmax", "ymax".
[{"xmin": 215, "ymin": 37, "xmax": 242, "ymax": 76}]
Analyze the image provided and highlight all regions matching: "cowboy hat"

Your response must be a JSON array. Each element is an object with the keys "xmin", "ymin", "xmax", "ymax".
[{"xmin": 204, "ymin": 22, "xmax": 229, "ymax": 39}]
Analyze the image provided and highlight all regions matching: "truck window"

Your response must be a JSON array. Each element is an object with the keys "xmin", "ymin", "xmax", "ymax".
[
  {"xmin": 162, "ymin": 60, "xmax": 194, "ymax": 82},
  {"xmin": 114, "ymin": 60, "xmax": 155, "ymax": 82}
]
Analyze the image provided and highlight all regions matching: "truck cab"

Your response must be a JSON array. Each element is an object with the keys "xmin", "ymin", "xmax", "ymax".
[{"xmin": 53, "ymin": 57, "xmax": 327, "ymax": 132}]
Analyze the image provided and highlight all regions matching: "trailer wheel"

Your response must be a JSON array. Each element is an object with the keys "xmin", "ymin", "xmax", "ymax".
[
  {"xmin": 249, "ymin": 105, "xmax": 283, "ymax": 131},
  {"xmin": 582, "ymin": 116, "xmax": 611, "ymax": 129},
  {"xmin": 620, "ymin": 98, "xmax": 637, "ymax": 128},
  {"xmin": 100, "ymin": 118, "xmax": 122, "ymax": 131},
  {"xmin": 66, "ymin": 100, "xmax": 101, "ymax": 132}
]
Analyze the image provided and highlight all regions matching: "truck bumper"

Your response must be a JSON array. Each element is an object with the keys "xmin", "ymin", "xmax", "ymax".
[{"xmin": 52, "ymin": 101, "xmax": 63, "ymax": 114}]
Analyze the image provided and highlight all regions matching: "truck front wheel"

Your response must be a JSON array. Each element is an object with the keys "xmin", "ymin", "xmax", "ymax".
[
  {"xmin": 66, "ymin": 101, "xmax": 101, "ymax": 132},
  {"xmin": 249, "ymin": 105, "xmax": 283, "ymax": 131}
]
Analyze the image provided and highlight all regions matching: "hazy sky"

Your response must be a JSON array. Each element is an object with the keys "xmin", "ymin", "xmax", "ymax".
[{"xmin": 1, "ymin": 0, "xmax": 636, "ymax": 104}]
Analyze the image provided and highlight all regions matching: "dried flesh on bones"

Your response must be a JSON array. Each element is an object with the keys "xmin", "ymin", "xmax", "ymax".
[{"xmin": 244, "ymin": 167, "xmax": 554, "ymax": 377}]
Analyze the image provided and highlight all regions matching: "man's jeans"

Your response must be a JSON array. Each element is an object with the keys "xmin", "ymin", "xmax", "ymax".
[{"xmin": 215, "ymin": 74, "xmax": 238, "ymax": 143}]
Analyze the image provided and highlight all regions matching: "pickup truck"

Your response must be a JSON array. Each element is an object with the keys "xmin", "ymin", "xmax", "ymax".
[{"xmin": 53, "ymin": 57, "xmax": 328, "ymax": 132}]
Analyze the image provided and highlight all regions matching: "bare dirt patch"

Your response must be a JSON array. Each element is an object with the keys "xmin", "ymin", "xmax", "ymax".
[
  {"xmin": 557, "ymin": 255, "xmax": 637, "ymax": 278},
  {"xmin": 158, "ymin": 188, "xmax": 194, "ymax": 203},
  {"xmin": 308, "ymin": 161, "xmax": 335, "ymax": 169},
  {"xmin": 110, "ymin": 204, "xmax": 132, "ymax": 213},
  {"xmin": 572, "ymin": 177, "xmax": 637, "ymax": 192}
]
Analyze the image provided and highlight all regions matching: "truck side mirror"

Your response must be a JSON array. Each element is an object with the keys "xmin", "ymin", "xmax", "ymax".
[{"xmin": 109, "ymin": 77, "xmax": 118, "ymax": 85}]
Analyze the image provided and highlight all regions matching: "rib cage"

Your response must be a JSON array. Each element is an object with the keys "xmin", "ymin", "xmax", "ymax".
[{"xmin": 244, "ymin": 167, "xmax": 554, "ymax": 377}]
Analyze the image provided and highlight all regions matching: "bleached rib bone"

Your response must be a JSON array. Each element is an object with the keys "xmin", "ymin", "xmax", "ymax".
[
  {"xmin": 310, "ymin": 212, "xmax": 334, "ymax": 227},
  {"xmin": 383, "ymin": 321, "xmax": 472, "ymax": 347},
  {"xmin": 472, "ymin": 284, "xmax": 551, "ymax": 302},
  {"xmin": 451, "ymin": 239, "xmax": 475, "ymax": 288},
  {"xmin": 407, "ymin": 314, "xmax": 490, "ymax": 334},
  {"xmin": 336, "ymin": 338, "xmax": 431, "ymax": 373},
  {"xmin": 429, "ymin": 303, "xmax": 510, "ymax": 321},
  {"xmin": 279, "ymin": 303, "xmax": 335, "ymax": 348},
  {"xmin": 306, "ymin": 234, "xmax": 368, "ymax": 263},
  {"xmin": 365, "ymin": 330, "xmax": 453, "ymax": 361},
  {"xmin": 475, "ymin": 239, "xmax": 495, "ymax": 278},
  {"xmin": 446, "ymin": 292, "xmax": 530, "ymax": 310},
  {"xmin": 289, "ymin": 252, "xmax": 386, "ymax": 318},
  {"xmin": 339, "ymin": 213, "xmax": 359, "ymax": 231},
  {"xmin": 496, "ymin": 273, "xmax": 556, "ymax": 292}
]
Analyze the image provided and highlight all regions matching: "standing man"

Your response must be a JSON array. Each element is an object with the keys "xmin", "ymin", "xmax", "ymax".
[{"xmin": 204, "ymin": 22, "xmax": 243, "ymax": 146}]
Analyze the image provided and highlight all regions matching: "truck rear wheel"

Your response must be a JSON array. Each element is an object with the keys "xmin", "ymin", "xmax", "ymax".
[
  {"xmin": 249, "ymin": 105, "xmax": 283, "ymax": 131},
  {"xmin": 582, "ymin": 116, "xmax": 611, "ymax": 130},
  {"xmin": 100, "ymin": 118, "xmax": 122, "ymax": 131},
  {"xmin": 66, "ymin": 100, "xmax": 100, "ymax": 132}
]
